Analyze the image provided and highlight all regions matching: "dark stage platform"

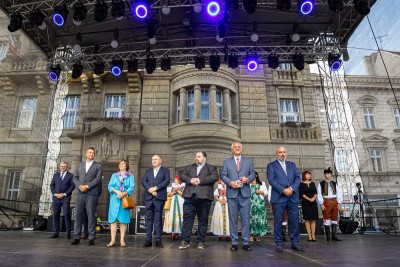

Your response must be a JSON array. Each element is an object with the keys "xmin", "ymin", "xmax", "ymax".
[{"xmin": 0, "ymin": 232, "xmax": 399, "ymax": 267}]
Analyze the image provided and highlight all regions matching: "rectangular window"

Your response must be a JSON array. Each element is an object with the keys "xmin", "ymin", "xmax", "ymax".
[
  {"xmin": 187, "ymin": 90, "xmax": 194, "ymax": 121},
  {"xmin": 104, "ymin": 95, "xmax": 125, "ymax": 118},
  {"xmin": 7, "ymin": 171, "xmax": 21, "ymax": 201},
  {"xmin": 201, "ymin": 89, "xmax": 209, "ymax": 120},
  {"xmin": 63, "ymin": 96, "xmax": 80, "ymax": 128},
  {"xmin": 394, "ymin": 109, "xmax": 400, "ymax": 129},
  {"xmin": 370, "ymin": 149, "xmax": 383, "ymax": 172},
  {"xmin": 17, "ymin": 97, "xmax": 37, "ymax": 128},
  {"xmin": 176, "ymin": 95, "xmax": 180, "ymax": 123},
  {"xmin": 363, "ymin": 107, "xmax": 376, "ymax": 129},
  {"xmin": 216, "ymin": 91, "xmax": 223, "ymax": 121},
  {"xmin": 278, "ymin": 63, "xmax": 291, "ymax": 70},
  {"xmin": 280, "ymin": 99, "xmax": 299, "ymax": 123}
]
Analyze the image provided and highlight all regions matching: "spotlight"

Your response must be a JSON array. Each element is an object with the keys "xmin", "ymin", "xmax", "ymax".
[
  {"xmin": 228, "ymin": 54, "xmax": 238, "ymax": 69},
  {"xmin": 291, "ymin": 22, "xmax": 300, "ymax": 42},
  {"xmin": 246, "ymin": 55, "xmax": 258, "ymax": 71},
  {"xmin": 161, "ymin": 55, "xmax": 171, "ymax": 71},
  {"xmin": 297, "ymin": 0, "xmax": 314, "ymax": 15},
  {"xmin": 328, "ymin": 0, "xmax": 344, "ymax": 12},
  {"xmin": 93, "ymin": 61, "xmax": 105, "ymax": 75},
  {"xmin": 195, "ymin": 54, "xmax": 206, "ymax": 70},
  {"xmin": 71, "ymin": 62, "xmax": 83, "ymax": 79},
  {"xmin": 127, "ymin": 58, "xmax": 138, "ymax": 72},
  {"xmin": 354, "ymin": 0, "xmax": 370, "ymax": 15},
  {"xmin": 242, "ymin": 0, "xmax": 257, "ymax": 14},
  {"xmin": 149, "ymin": 37, "xmax": 157, "ymax": 45},
  {"xmin": 73, "ymin": 1, "xmax": 88, "ymax": 25},
  {"xmin": 268, "ymin": 54, "xmax": 280, "ymax": 69},
  {"xmin": 29, "ymin": 9, "xmax": 46, "ymax": 28},
  {"xmin": 277, "ymin": 0, "xmax": 292, "ymax": 11},
  {"xmin": 8, "ymin": 12, "xmax": 24, "ymax": 32},
  {"xmin": 73, "ymin": 33, "xmax": 82, "ymax": 52},
  {"xmin": 53, "ymin": 5, "xmax": 69, "ymax": 26},
  {"xmin": 134, "ymin": 1, "xmax": 150, "ymax": 19},
  {"xmin": 111, "ymin": 28, "xmax": 119, "ymax": 48},
  {"xmin": 226, "ymin": 0, "xmax": 239, "ymax": 11},
  {"xmin": 292, "ymin": 53, "xmax": 305, "ymax": 71},
  {"xmin": 216, "ymin": 34, "xmax": 224, "ymax": 42},
  {"xmin": 328, "ymin": 53, "xmax": 343, "ymax": 71},
  {"xmin": 111, "ymin": 0, "xmax": 125, "ymax": 20},
  {"xmin": 251, "ymin": 21, "xmax": 258, "ymax": 42},
  {"xmin": 111, "ymin": 59, "xmax": 123, "ymax": 76},
  {"xmin": 145, "ymin": 56, "xmax": 157, "ymax": 74},
  {"xmin": 207, "ymin": 1, "xmax": 221, "ymax": 17},
  {"xmin": 49, "ymin": 64, "xmax": 61, "ymax": 81},
  {"xmin": 193, "ymin": 4, "xmax": 203, "ymax": 13},
  {"xmin": 94, "ymin": 0, "xmax": 108, "ymax": 22},
  {"xmin": 209, "ymin": 54, "xmax": 220, "ymax": 72},
  {"xmin": 162, "ymin": 5, "xmax": 171, "ymax": 15}
]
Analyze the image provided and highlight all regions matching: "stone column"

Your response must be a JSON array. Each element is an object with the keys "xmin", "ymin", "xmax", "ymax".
[
  {"xmin": 179, "ymin": 88, "xmax": 187, "ymax": 122},
  {"xmin": 223, "ymin": 88, "xmax": 231, "ymax": 122},
  {"xmin": 194, "ymin": 85, "xmax": 201, "ymax": 120},
  {"xmin": 209, "ymin": 85, "xmax": 217, "ymax": 121}
]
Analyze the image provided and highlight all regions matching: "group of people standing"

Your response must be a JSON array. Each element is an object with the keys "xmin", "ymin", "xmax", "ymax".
[{"xmin": 50, "ymin": 143, "xmax": 343, "ymax": 253}]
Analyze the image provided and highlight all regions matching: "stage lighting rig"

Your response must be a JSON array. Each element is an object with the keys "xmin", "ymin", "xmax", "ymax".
[
  {"xmin": 145, "ymin": 55, "xmax": 157, "ymax": 74},
  {"xmin": 93, "ymin": 61, "xmax": 105, "ymax": 75},
  {"xmin": 209, "ymin": 54, "xmax": 221, "ymax": 72},
  {"xmin": 53, "ymin": 5, "xmax": 69, "ymax": 26},
  {"xmin": 134, "ymin": 1, "xmax": 150, "ymax": 19},
  {"xmin": 195, "ymin": 54, "xmax": 206, "ymax": 70},
  {"xmin": 328, "ymin": 0, "xmax": 344, "ymax": 12},
  {"xmin": 8, "ymin": 12, "xmax": 24, "ymax": 32},
  {"xmin": 246, "ymin": 54, "xmax": 258, "ymax": 71},
  {"xmin": 268, "ymin": 54, "xmax": 280, "ymax": 69},
  {"xmin": 49, "ymin": 64, "xmax": 62, "ymax": 81},
  {"xmin": 243, "ymin": 0, "xmax": 257, "ymax": 14},
  {"xmin": 111, "ymin": 0, "xmax": 125, "ymax": 20},
  {"xmin": 328, "ymin": 53, "xmax": 343, "ymax": 71},
  {"xmin": 228, "ymin": 54, "xmax": 238, "ymax": 69},
  {"xmin": 161, "ymin": 55, "xmax": 171, "ymax": 71},
  {"xmin": 354, "ymin": 0, "xmax": 370, "ymax": 15},
  {"xmin": 71, "ymin": 62, "xmax": 84, "ymax": 79},
  {"xmin": 297, "ymin": 0, "xmax": 314, "ymax": 15},
  {"xmin": 226, "ymin": 0, "xmax": 239, "ymax": 11},
  {"xmin": 73, "ymin": 33, "xmax": 83, "ymax": 53},
  {"xmin": 73, "ymin": 1, "xmax": 88, "ymax": 25},
  {"xmin": 29, "ymin": 9, "xmax": 46, "ymax": 28},
  {"xmin": 292, "ymin": 53, "xmax": 305, "ymax": 71},
  {"xmin": 277, "ymin": 0, "xmax": 292, "ymax": 11},
  {"xmin": 206, "ymin": 1, "xmax": 221, "ymax": 17},
  {"xmin": 127, "ymin": 58, "xmax": 139, "ymax": 73},
  {"xmin": 94, "ymin": 0, "xmax": 109, "ymax": 22},
  {"xmin": 111, "ymin": 59, "xmax": 124, "ymax": 76}
]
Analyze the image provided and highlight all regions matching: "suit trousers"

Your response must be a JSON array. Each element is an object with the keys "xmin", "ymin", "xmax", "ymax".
[
  {"xmin": 74, "ymin": 194, "xmax": 98, "ymax": 240},
  {"xmin": 227, "ymin": 190, "xmax": 251, "ymax": 245},
  {"xmin": 273, "ymin": 200, "xmax": 300, "ymax": 246},
  {"xmin": 145, "ymin": 198, "xmax": 165, "ymax": 241},
  {"xmin": 52, "ymin": 197, "xmax": 71, "ymax": 233},
  {"xmin": 181, "ymin": 194, "xmax": 212, "ymax": 243}
]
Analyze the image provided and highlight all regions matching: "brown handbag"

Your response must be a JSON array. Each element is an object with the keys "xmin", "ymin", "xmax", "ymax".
[{"xmin": 122, "ymin": 195, "xmax": 135, "ymax": 209}]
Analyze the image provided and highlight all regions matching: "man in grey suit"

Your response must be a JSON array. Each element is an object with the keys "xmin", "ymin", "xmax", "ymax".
[
  {"xmin": 221, "ymin": 141, "xmax": 255, "ymax": 252},
  {"xmin": 179, "ymin": 151, "xmax": 218, "ymax": 250},
  {"xmin": 71, "ymin": 147, "xmax": 102, "ymax": 246}
]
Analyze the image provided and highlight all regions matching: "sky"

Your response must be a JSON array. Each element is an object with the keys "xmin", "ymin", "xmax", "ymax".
[{"xmin": 344, "ymin": 0, "xmax": 400, "ymax": 75}]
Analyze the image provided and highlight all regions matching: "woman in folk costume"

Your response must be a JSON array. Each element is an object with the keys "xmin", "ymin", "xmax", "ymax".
[
  {"xmin": 210, "ymin": 179, "xmax": 230, "ymax": 241},
  {"xmin": 163, "ymin": 176, "xmax": 185, "ymax": 240},
  {"xmin": 250, "ymin": 172, "xmax": 269, "ymax": 241}
]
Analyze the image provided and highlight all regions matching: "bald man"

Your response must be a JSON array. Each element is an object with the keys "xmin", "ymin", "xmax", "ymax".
[
  {"xmin": 142, "ymin": 155, "xmax": 171, "ymax": 248},
  {"xmin": 267, "ymin": 146, "xmax": 304, "ymax": 253}
]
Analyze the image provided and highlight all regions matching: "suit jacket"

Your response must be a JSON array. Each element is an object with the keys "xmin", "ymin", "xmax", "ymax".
[
  {"xmin": 267, "ymin": 159, "xmax": 301, "ymax": 204},
  {"xmin": 73, "ymin": 161, "xmax": 103, "ymax": 196},
  {"xmin": 50, "ymin": 171, "xmax": 75, "ymax": 199},
  {"xmin": 141, "ymin": 166, "xmax": 170, "ymax": 201},
  {"xmin": 180, "ymin": 163, "xmax": 218, "ymax": 201},
  {"xmin": 221, "ymin": 156, "xmax": 256, "ymax": 198}
]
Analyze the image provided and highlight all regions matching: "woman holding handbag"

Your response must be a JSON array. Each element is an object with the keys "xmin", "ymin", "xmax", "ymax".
[{"xmin": 107, "ymin": 159, "xmax": 135, "ymax": 247}]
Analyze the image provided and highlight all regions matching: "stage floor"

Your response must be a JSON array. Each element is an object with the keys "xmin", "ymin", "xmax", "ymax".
[{"xmin": 0, "ymin": 232, "xmax": 399, "ymax": 267}]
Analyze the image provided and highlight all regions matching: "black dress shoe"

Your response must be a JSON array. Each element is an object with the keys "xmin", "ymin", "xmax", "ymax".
[
  {"xmin": 230, "ymin": 245, "xmax": 238, "ymax": 251},
  {"xmin": 291, "ymin": 245, "xmax": 305, "ymax": 252},
  {"xmin": 51, "ymin": 233, "xmax": 59, "ymax": 238},
  {"xmin": 155, "ymin": 240, "xmax": 163, "ymax": 248},
  {"xmin": 143, "ymin": 240, "xmax": 152, "ymax": 248},
  {"xmin": 88, "ymin": 239, "xmax": 95, "ymax": 246},
  {"xmin": 275, "ymin": 246, "xmax": 283, "ymax": 252},
  {"xmin": 70, "ymin": 239, "xmax": 80, "ymax": 245},
  {"xmin": 243, "ymin": 245, "xmax": 252, "ymax": 251}
]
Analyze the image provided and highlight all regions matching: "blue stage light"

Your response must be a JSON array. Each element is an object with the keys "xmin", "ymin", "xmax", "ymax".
[
  {"xmin": 134, "ymin": 2, "xmax": 150, "ymax": 19},
  {"xmin": 49, "ymin": 65, "xmax": 61, "ymax": 81},
  {"xmin": 207, "ymin": 1, "xmax": 221, "ymax": 16},
  {"xmin": 111, "ymin": 59, "xmax": 123, "ymax": 76},
  {"xmin": 297, "ymin": 0, "xmax": 314, "ymax": 15},
  {"xmin": 246, "ymin": 55, "xmax": 258, "ymax": 71},
  {"xmin": 53, "ymin": 5, "xmax": 68, "ymax": 26}
]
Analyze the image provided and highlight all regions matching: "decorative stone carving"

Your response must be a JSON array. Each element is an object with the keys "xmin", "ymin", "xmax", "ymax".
[
  {"xmin": 172, "ymin": 72, "xmax": 237, "ymax": 92},
  {"xmin": 357, "ymin": 95, "xmax": 378, "ymax": 106},
  {"xmin": 0, "ymin": 76, "xmax": 18, "ymax": 95},
  {"xmin": 361, "ymin": 134, "xmax": 389, "ymax": 148},
  {"xmin": 127, "ymin": 72, "xmax": 142, "ymax": 93},
  {"xmin": 81, "ymin": 74, "xmax": 90, "ymax": 93},
  {"xmin": 93, "ymin": 74, "xmax": 103, "ymax": 93},
  {"xmin": 35, "ymin": 75, "xmax": 48, "ymax": 94}
]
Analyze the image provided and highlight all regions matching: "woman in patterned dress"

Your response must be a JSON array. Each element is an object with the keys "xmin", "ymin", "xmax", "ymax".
[
  {"xmin": 163, "ymin": 176, "xmax": 185, "ymax": 240},
  {"xmin": 250, "ymin": 172, "xmax": 268, "ymax": 241},
  {"xmin": 210, "ymin": 179, "xmax": 230, "ymax": 241}
]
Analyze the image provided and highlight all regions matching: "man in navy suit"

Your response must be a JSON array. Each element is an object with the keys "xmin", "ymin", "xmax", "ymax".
[
  {"xmin": 50, "ymin": 161, "xmax": 75, "ymax": 239},
  {"xmin": 142, "ymin": 155, "xmax": 170, "ymax": 248},
  {"xmin": 267, "ymin": 146, "xmax": 305, "ymax": 252},
  {"xmin": 221, "ymin": 141, "xmax": 255, "ymax": 252}
]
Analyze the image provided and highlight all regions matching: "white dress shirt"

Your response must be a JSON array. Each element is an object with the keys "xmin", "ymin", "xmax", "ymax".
[
  {"xmin": 85, "ymin": 160, "xmax": 94, "ymax": 173},
  {"xmin": 317, "ymin": 180, "xmax": 343, "ymax": 205},
  {"xmin": 278, "ymin": 160, "xmax": 287, "ymax": 174},
  {"xmin": 153, "ymin": 166, "xmax": 161, "ymax": 178},
  {"xmin": 196, "ymin": 163, "xmax": 205, "ymax": 176}
]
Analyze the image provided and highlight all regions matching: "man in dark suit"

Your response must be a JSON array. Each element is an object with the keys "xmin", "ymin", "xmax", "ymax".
[
  {"xmin": 179, "ymin": 151, "xmax": 218, "ymax": 250},
  {"xmin": 267, "ymin": 146, "xmax": 304, "ymax": 252},
  {"xmin": 50, "ymin": 161, "xmax": 75, "ymax": 239},
  {"xmin": 221, "ymin": 141, "xmax": 255, "ymax": 252},
  {"xmin": 70, "ymin": 147, "xmax": 102, "ymax": 246},
  {"xmin": 142, "ymin": 155, "xmax": 170, "ymax": 248}
]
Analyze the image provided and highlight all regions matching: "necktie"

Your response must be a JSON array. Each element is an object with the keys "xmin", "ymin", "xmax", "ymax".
[
  {"xmin": 281, "ymin": 162, "xmax": 287, "ymax": 175},
  {"xmin": 236, "ymin": 158, "xmax": 240, "ymax": 171},
  {"xmin": 61, "ymin": 172, "xmax": 65, "ymax": 181}
]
